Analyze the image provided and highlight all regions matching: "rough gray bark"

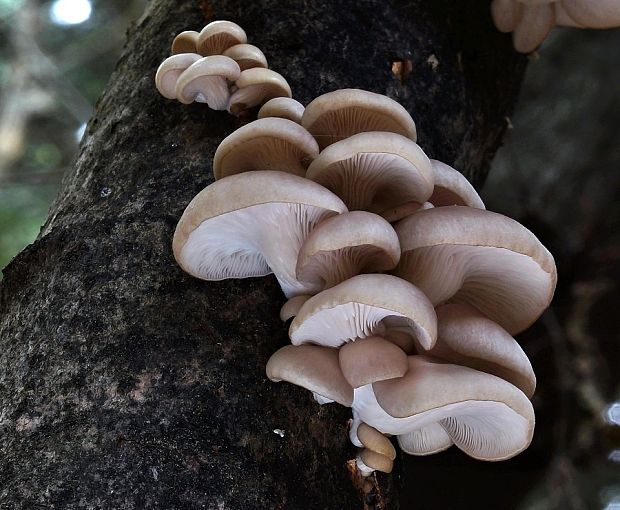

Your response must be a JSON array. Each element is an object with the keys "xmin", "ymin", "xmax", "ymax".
[{"xmin": 0, "ymin": 1, "xmax": 526, "ymax": 508}]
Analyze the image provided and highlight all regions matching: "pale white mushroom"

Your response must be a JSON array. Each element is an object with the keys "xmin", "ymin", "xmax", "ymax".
[
  {"xmin": 301, "ymin": 88, "xmax": 417, "ymax": 150},
  {"xmin": 155, "ymin": 53, "xmax": 202, "ymax": 99},
  {"xmin": 175, "ymin": 55, "xmax": 241, "ymax": 109},
  {"xmin": 173, "ymin": 171, "xmax": 347, "ymax": 298},
  {"xmin": 289, "ymin": 274, "xmax": 437, "ymax": 350},
  {"xmin": 213, "ymin": 117, "xmax": 318, "ymax": 179},
  {"xmin": 196, "ymin": 20, "xmax": 247, "ymax": 56},
  {"xmin": 258, "ymin": 98, "xmax": 305, "ymax": 124},
  {"xmin": 228, "ymin": 68, "xmax": 292, "ymax": 115},
  {"xmin": 223, "ymin": 43, "xmax": 268, "ymax": 71},
  {"xmin": 393, "ymin": 206, "xmax": 557, "ymax": 335}
]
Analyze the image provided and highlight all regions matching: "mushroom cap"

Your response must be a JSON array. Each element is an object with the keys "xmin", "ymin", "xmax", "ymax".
[
  {"xmin": 258, "ymin": 97, "xmax": 305, "ymax": 124},
  {"xmin": 491, "ymin": 0, "xmax": 523, "ymax": 32},
  {"xmin": 512, "ymin": 3, "xmax": 555, "ymax": 53},
  {"xmin": 228, "ymin": 68, "xmax": 292, "ymax": 114},
  {"xmin": 213, "ymin": 117, "xmax": 319, "ymax": 179},
  {"xmin": 301, "ymin": 88, "xmax": 417, "ymax": 150},
  {"xmin": 380, "ymin": 201, "xmax": 434, "ymax": 224},
  {"xmin": 357, "ymin": 423, "xmax": 397, "ymax": 460},
  {"xmin": 306, "ymin": 131, "xmax": 434, "ymax": 213},
  {"xmin": 155, "ymin": 53, "xmax": 202, "ymax": 99},
  {"xmin": 173, "ymin": 171, "xmax": 347, "ymax": 298},
  {"xmin": 363, "ymin": 356, "xmax": 535, "ymax": 461},
  {"xmin": 554, "ymin": 2, "xmax": 585, "ymax": 27},
  {"xmin": 289, "ymin": 274, "xmax": 437, "ymax": 349},
  {"xmin": 393, "ymin": 206, "xmax": 557, "ymax": 335},
  {"xmin": 175, "ymin": 55, "xmax": 241, "ymax": 109},
  {"xmin": 339, "ymin": 336, "xmax": 408, "ymax": 388},
  {"xmin": 397, "ymin": 424, "xmax": 453, "ymax": 456},
  {"xmin": 222, "ymin": 43, "xmax": 268, "ymax": 71},
  {"xmin": 279, "ymin": 295, "xmax": 312, "ymax": 322},
  {"xmin": 266, "ymin": 344, "xmax": 353, "ymax": 406},
  {"xmin": 196, "ymin": 20, "xmax": 247, "ymax": 56},
  {"xmin": 171, "ymin": 31, "xmax": 199, "ymax": 54},
  {"xmin": 296, "ymin": 211, "xmax": 401, "ymax": 290},
  {"xmin": 358, "ymin": 448, "xmax": 394, "ymax": 474},
  {"xmin": 432, "ymin": 303, "xmax": 536, "ymax": 397},
  {"xmin": 429, "ymin": 159, "xmax": 485, "ymax": 209},
  {"xmin": 561, "ymin": 0, "xmax": 620, "ymax": 28}
]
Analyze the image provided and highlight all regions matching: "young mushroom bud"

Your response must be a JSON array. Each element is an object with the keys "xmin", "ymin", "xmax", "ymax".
[
  {"xmin": 155, "ymin": 53, "xmax": 202, "ymax": 99},
  {"xmin": 175, "ymin": 56, "xmax": 241, "ymax": 110},
  {"xmin": 223, "ymin": 43, "xmax": 268, "ymax": 71},
  {"xmin": 228, "ymin": 68, "xmax": 292, "ymax": 115},
  {"xmin": 173, "ymin": 171, "xmax": 347, "ymax": 298},
  {"xmin": 258, "ymin": 98, "xmax": 306, "ymax": 124},
  {"xmin": 196, "ymin": 20, "xmax": 247, "ymax": 56},
  {"xmin": 213, "ymin": 118, "xmax": 319, "ymax": 179},
  {"xmin": 171, "ymin": 31, "xmax": 200, "ymax": 54},
  {"xmin": 301, "ymin": 88, "xmax": 417, "ymax": 149}
]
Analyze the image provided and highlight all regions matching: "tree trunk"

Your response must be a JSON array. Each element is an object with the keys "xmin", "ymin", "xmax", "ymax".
[{"xmin": 0, "ymin": 1, "xmax": 526, "ymax": 508}]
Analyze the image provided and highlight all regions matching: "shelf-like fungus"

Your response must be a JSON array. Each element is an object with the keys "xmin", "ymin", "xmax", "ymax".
[
  {"xmin": 173, "ymin": 171, "xmax": 346, "ymax": 298},
  {"xmin": 175, "ymin": 55, "xmax": 241, "ymax": 109},
  {"xmin": 301, "ymin": 88, "xmax": 418, "ymax": 149},
  {"xmin": 393, "ymin": 206, "xmax": 557, "ymax": 335},
  {"xmin": 228, "ymin": 68, "xmax": 292, "ymax": 115},
  {"xmin": 196, "ymin": 20, "xmax": 247, "ymax": 56},
  {"xmin": 213, "ymin": 117, "xmax": 318, "ymax": 179}
]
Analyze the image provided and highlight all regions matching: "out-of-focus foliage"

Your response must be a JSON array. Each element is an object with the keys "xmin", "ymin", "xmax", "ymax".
[{"xmin": 0, "ymin": 0, "xmax": 145, "ymax": 273}]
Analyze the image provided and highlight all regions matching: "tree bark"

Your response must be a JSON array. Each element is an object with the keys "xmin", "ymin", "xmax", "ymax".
[{"xmin": 0, "ymin": 1, "xmax": 526, "ymax": 508}]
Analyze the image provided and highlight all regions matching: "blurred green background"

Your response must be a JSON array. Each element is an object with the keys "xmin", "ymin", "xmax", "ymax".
[{"xmin": 0, "ymin": 2, "xmax": 618, "ymax": 508}]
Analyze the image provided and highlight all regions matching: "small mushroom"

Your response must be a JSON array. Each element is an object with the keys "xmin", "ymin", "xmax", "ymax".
[
  {"xmin": 353, "ymin": 356, "xmax": 535, "ymax": 461},
  {"xmin": 223, "ymin": 43, "xmax": 268, "ymax": 71},
  {"xmin": 279, "ymin": 295, "xmax": 312, "ymax": 322},
  {"xmin": 155, "ymin": 53, "xmax": 202, "ymax": 99},
  {"xmin": 171, "ymin": 31, "xmax": 200, "ymax": 54},
  {"xmin": 358, "ymin": 448, "xmax": 393, "ymax": 474},
  {"xmin": 213, "ymin": 117, "xmax": 319, "ymax": 179},
  {"xmin": 491, "ymin": 0, "xmax": 523, "ymax": 32},
  {"xmin": 196, "ymin": 20, "xmax": 247, "ymax": 56},
  {"xmin": 512, "ymin": 2, "xmax": 555, "ymax": 53},
  {"xmin": 289, "ymin": 274, "xmax": 437, "ymax": 350},
  {"xmin": 356, "ymin": 423, "xmax": 397, "ymax": 460},
  {"xmin": 228, "ymin": 68, "xmax": 292, "ymax": 115},
  {"xmin": 301, "ymin": 88, "xmax": 417, "ymax": 150},
  {"xmin": 339, "ymin": 336, "xmax": 408, "ymax": 388},
  {"xmin": 393, "ymin": 206, "xmax": 557, "ymax": 335},
  {"xmin": 175, "ymin": 55, "xmax": 241, "ymax": 109},
  {"xmin": 258, "ymin": 98, "xmax": 305, "ymax": 124},
  {"xmin": 295, "ymin": 211, "xmax": 401, "ymax": 291},
  {"xmin": 431, "ymin": 303, "xmax": 536, "ymax": 397},
  {"xmin": 266, "ymin": 344, "xmax": 353, "ymax": 406},
  {"xmin": 306, "ymin": 131, "xmax": 433, "ymax": 214},
  {"xmin": 173, "ymin": 171, "xmax": 347, "ymax": 298}
]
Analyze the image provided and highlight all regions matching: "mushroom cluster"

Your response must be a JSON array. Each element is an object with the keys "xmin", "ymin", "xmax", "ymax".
[
  {"xmin": 172, "ymin": 88, "xmax": 557, "ymax": 476},
  {"xmin": 155, "ymin": 20, "xmax": 293, "ymax": 114},
  {"xmin": 491, "ymin": 0, "xmax": 620, "ymax": 53}
]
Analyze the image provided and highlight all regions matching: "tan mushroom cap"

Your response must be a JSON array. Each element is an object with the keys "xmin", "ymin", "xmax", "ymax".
[
  {"xmin": 561, "ymin": 0, "xmax": 620, "ymax": 28},
  {"xmin": 196, "ymin": 20, "xmax": 247, "ymax": 56},
  {"xmin": 223, "ymin": 43, "xmax": 268, "ymax": 71},
  {"xmin": 393, "ymin": 206, "xmax": 557, "ymax": 335},
  {"xmin": 491, "ymin": 0, "xmax": 523, "ymax": 32},
  {"xmin": 296, "ymin": 211, "xmax": 401, "ymax": 290},
  {"xmin": 258, "ymin": 98, "xmax": 305, "ymax": 124},
  {"xmin": 306, "ymin": 131, "xmax": 433, "ymax": 214},
  {"xmin": 279, "ymin": 295, "xmax": 312, "ymax": 322},
  {"xmin": 213, "ymin": 117, "xmax": 319, "ymax": 179},
  {"xmin": 266, "ymin": 345, "xmax": 353, "ymax": 406},
  {"xmin": 228, "ymin": 68, "xmax": 292, "ymax": 114},
  {"xmin": 171, "ymin": 31, "xmax": 199, "ymax": 54},
  {"xmin": 397, "ymin": 424, "xmax": 454, "ymax": 456},
  {"xmin": 173, "ymin": 171, "xmax": 347, "ymax": 298},
  {"xmin": 512, "ymin": 2, "xmax": 555, "ymax": 53},
  {"xmin": 302, "ymin": 88, "xmax": 417, "ymax": 150},
  {"xmin": 289, "ymin": 274, "xmax": 437, "ymax": 350},
  {"xmin": 357, "ymin": 423, "xmax": 397, "ymax": 460},
  {"xmin": 429, "ymin": 159, "xmax": 485, "ymax": 209},
  {"xmin": 155, "ymin": 53, "xmax": 202, "ymax": 99},
  {"xmin": 432, "ymin": 304, "xmax": 536, "ymax": 397},
  {"xmin": 372, "ymin": 356, "xmax": 535, "ymax": 461},
  {"xmin": 359, "ymin": 448, "xmax": 394, "ymax": 474},
  {"xmin": 175, "ymin": 55, "xmax": 241, "ymax": 109},
  {"xmin": 339, "ymin": 336, "xmax": 408, "ymax": 388}
]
